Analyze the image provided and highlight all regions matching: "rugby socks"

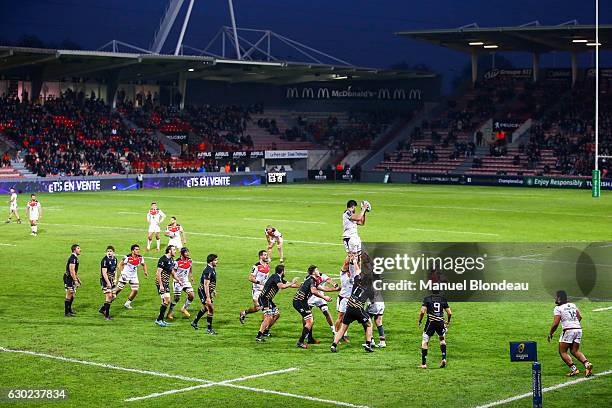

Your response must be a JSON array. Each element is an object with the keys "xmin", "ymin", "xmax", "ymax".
[
  {"xmin": 570, "ymin": 364, "xmax": 577, "ymax": 372},
  {"xmin": 183, "ymin": 299, "xmax": 192, "ymax": 310},
  {"xmin": 441, "ymin": 344, "xmax": 447, "ymax": 359},
  {"xmin": 206, "ymin": 316, "xmax": 213, "ymax": 330},
  {"xmin": 299, "ymin": 327, "xmax": 310, "ymax": 343},
  {"xmin": 124, "ymin": 299, "xmax": 132, "ymax": 307},
  {"xmin": 168, "ymin": 302, "xmax": 176, "ymax": 313},
  {"xmin": 377, "ymin": 325, "xmax": 385, "ymax": 342},
  {"xmin": 256, "ymin": 331, "xmax": 264, "ymax": 339},
  {"xmin": 330, "ymin": 325, "xmax": 336, "ymax": 335},
  {"xmin": 64, "ymin": 299, "xmax": 70, "ymax": 315},
  {"xmin": 156, "ymin": 239, "xmax": 160, "ymax": 250},
  {"xmin": 194, "ymin": 309, "xmax": 205, "ymax": 324},
  {"xmin": 104, "ymin": 302, "xmax": 111, "ymax": 317},
  {"xmin": 157, "ymin": 304, "xmax": 167, "ymax": 321},
  {"xmin": 147, "ymin": 239, "xmax": 152, "ymax": 250},
  {"xmin": 421, "ymin": 348, "xmax": 428, "ymax": 365},
  {"xmin": 68, "ymin": 298, "xmax": 74, "ymax": 313}
]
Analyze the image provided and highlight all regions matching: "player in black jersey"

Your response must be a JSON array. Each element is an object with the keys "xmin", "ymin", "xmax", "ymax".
[
  {"xmin": 418, "ymin": 291, "xmax": 452, "ymax": 368},
  {"xmin": 154, "ymin": 245, "xmax": 179, "ymax": 327},
  {"xmin": 98, "ymin": 246, "xmax": 118, "ymax": 320},
  {"xmin": 192, "ymin": 254, "xmax": 219, "ymax": 334},
  {"xmin": 63, "ymin": 244, "xmax": 81, "ymax": 317},
  {"xmin": 292, "ymin": 265, "xmax": 337, "ymax": 349},
  {"xmin": 255, "ymin": 264, "xmax": 299, "ymax": 342},
  {"xmin": 331, "ymin": 253, "xmax": 375, "ymax": 352}
]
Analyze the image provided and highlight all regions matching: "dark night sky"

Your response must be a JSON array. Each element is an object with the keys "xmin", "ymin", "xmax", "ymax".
[{"xmin": 0, "ymin": 0, "xmax": 610, "ymax": 90}]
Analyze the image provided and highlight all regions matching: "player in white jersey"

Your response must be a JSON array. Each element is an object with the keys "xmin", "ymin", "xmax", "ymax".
[
  {"xmin": 114, "ymin": 244, "xmax": 149, "ymax": 309},
  {"xmin": 6, "ymin": 187, "xmax": 21, "ymax": 224},
  {"xmin": 25, "ymin": 194, "xmax": 42, "ymax": 236},
  {"xmin": 335, "ymin": 254, "xmax": 354, "ymax": 343},
  {"xmin": 146, "ymin": 202, "xmax": 166, "ymax": 251},
  {"xmin": 239, "ymin": 250, "xmax": 270, "ymax": 324},
  {"xmin": 167, "ymin": 247, "xmax": 194, "ymax": 320},
  {"xmin": 342, "ymin": 200, "xmax": 369, "ymax": 254},
  {"xmin": 265, "ymin": 225, "xmax": 284, "ymax": 263},
  {"xmin": 165, "ymin": 217, "xmax": 186, "ymax": 249},
  {"xmin": 307, "ymin": 271, "xmax": 339, "ymax": 342},
  {"xmin": 548, "ymin": 290, "xmax": 593, "ymax": 377}
]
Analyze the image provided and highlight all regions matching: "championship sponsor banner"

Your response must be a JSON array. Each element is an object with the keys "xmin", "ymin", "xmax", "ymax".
[
  {"xmin": 165, "ymin": 134, "xmax": 188, "ymax": 142},
  {"xmin": 493, "ymin": 119, "xmax": 522, "ymax": 132},
  {"xmin": 308, "ymin": 169, "xmax": 354, "ymax": 182},
  {"xmin": 510, "ymin": 341, "xmax": 538, "ymax": 362},
  {"xmin": 264, "ymin": 150, "xmax": 308, "ymax": 159},
  {"xmin": 411, "ymin": 173, "xmax": 612, "ymax": 190},
  {"xmin": 484, "ymin": 68, "xmax": 532, "ymax": 80},
  {"xmin": 363, "ymin": 242, "xmax": 612, "ymax": 302},
  {"xmin": 266, "ymin": 172, "xmax": 287, "ymax": 184},
  {"xmin": 285, "ymin": 86, "xmax": 422, "ymax": 101},
  {"xmin": 0, "ymin": 173, "xmax": 263, "ymax": 194},
  {"xmin": 587, "ymin": 68, "xmax": 612, "ymax": 78},
  {"xmin": 545, "ymin": 69, "xmax": 571, "ymax": 80}
]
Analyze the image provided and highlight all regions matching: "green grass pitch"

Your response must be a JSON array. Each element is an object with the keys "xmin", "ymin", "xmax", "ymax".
[{"xmin": 0, "ymin": 183, "xmax": 611, "ymax": 407}]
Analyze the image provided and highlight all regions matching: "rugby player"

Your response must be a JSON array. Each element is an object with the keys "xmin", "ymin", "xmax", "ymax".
[
  {"xmin": 114, "ymin": 244, "xmax": 148, "ymax": 309},
  {"xmin": 334, "ymin": 255, "xmax": 354, "ymax": 343},
  {"xmin": 342, "ymin": 200, "xmax": 369, "ymax": 254},
  {"xmin": 6, "ymin": 187, "xmax": 21, "ymax": 224},
  {"xmin": 165, "ymin": 216, "xmax": 186, "ymax": 249},
  {"xmin": 146, "ymin": 202, "xmax": 166, "ymax": 251},
  {"xmin": 331, "ymin": 253, "xmax": 374, "ymax": 353},
  {"xmin": 192, "ymin": 254, "xmax": 219, "ymax": 334},
  {"xmin": 98, "ymin": 246, "xmax": 118, "ymax": 320},
  {"xmin": 166, "ymin": 247, "xmax": 194, "ymax": 320},
  {"xmin": 265, "ymin": 225, "xmax": 284, "ymax": 263},
  {"xmin": 293, "ymin": 265, "xmax": 337, "ymax": 349},
  {"xmin": 63, "ymin": 244, "xmax": 81, "ymax": 317},
  {"xmin": 547, "ymin": 290, "xmax": 593, "ymax": 377},
  {"xmin": 240, "ymin": 250, "xmax": 270, "ymax": 324},
  {"xmin": 155, "ymin": 245, "xmax": 180, "ymax": 327},
  {"xmin": 25, "ymin": 193, "xmax": 42, "ymax": 236},
  {"xmin": 418, "ymin": 291, "xmax": 452, "ymax": 368},
  {"xmin": 255, "ymin": 264, "xmax": 299, "ymax": 342},
  {"xmin": 306, "ymin": 271, "xmax": 339, "ymax": 343}
]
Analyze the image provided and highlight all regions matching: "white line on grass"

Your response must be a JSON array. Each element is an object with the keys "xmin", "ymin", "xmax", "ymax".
[
  {"xmin": 44, "ymin": 222, "xmax": 343, "ymax": 247},
  {"xmin": 474, "ymin": 369, "xmax": 612, "ymax": 408},
  {"xmin": 593, "ymin": 305, "xmax": 612, "ymax": 312},
  {"xmin": 125, "ymin": 367, "xmax": 298, "ymax": 402},
  {"xmin": 117, "ymin": 211, "xmax": 142, "ymax": 215},
  {"xmin": 243, "ymin": 217, "xmax": 326, "ymax": 225},
  {"xmin": 0, "ymin": 243, "xmax": 16, "ymax": 246},
  {"xmin": 0, "ymin": 347, "xmax": 367, "ymax": 408},
  {"xmin": 404, "ymin": 227, "xmax": 499, "ymax": 237}
]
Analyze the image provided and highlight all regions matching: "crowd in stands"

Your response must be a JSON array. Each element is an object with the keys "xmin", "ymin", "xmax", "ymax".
[{"xmin": 0, "ymin": 90, "xmax": 167, "ymax": 176}]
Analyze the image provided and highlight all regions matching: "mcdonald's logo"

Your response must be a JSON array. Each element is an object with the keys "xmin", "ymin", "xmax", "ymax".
[
  {"xmin": 409, "ymin": 89, "xmax": 422, "ymax": 100},
  {"xmin": 393, "ymin": 89, "xmax": 406, "ymax": 100},
  {"xmin": 302, "ymin": 88, "xmax": 314, "ymax": 98},
  {"xmin": 378, "ymin": 88, "xmax": 391, "ymax": 99},
  {"xmin": 317, "ymin": 88, "xmax": 330, "ymax": 99},
  {"xmin": 286, "ymin": 88, "xmax": 298, "ymax": 99}
]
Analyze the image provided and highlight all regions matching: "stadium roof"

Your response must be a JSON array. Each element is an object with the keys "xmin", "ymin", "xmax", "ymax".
[
  {"xmin": 0, "ymin": 46, "xmax": 435, "ymax": 85},
  {"xmin": 396, "ymin": 24, "xmax": 612, "ymax": 53}
]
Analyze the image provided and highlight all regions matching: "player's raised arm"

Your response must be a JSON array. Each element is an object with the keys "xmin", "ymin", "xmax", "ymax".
[
  {"xmin": 312, "ymin": 286, "xmax": 333, "ymax": 302},
  {"xmin": 279, "ymin": 277, "xmax": 300, "ymax": 289}
]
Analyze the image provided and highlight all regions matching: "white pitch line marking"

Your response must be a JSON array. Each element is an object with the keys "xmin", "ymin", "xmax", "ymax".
[
  {"xmin": 117, "ymin": 211, "xmax": 142, "ymax": 215},
  {"xmin": 44, "ymin": 222, "xmax": 342, "ymax": 247},
  {"xmin": 474, "ymin": 369, "xmax": 612, "ymax": 408},
  {"xmin": 0, "ymin": 347, "xmax": 365, "ymax": 408},
  {"xmin": 243, "ymin": 217, "xmax": 326, "ymax": 225},
  {"xmin": 0, "ymin": 243, "xmax": 17, "ymax": 246},
  {"xmin": 405, "ymin": 227, "xmax": 499, "ymax": 236},
  {"xmin": 125, "ymin": 367, "xmax": 298, "ymax": 402},
  {"xmin": 593, "ymin": 305, "xmax": 612, "ymax": 312}
]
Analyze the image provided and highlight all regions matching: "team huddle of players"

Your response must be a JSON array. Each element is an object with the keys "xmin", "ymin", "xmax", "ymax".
[{"xmin": 6, "ymin": 190, "xmax": 595, "ymax": 372}]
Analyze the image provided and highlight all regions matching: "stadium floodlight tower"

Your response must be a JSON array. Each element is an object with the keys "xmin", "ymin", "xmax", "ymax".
[{"xmin": 151, "ymin": 0, "xmax": 241, "ymax": 57}]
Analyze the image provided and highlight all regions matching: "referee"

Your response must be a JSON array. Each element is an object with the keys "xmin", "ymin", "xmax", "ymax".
[{"xmin": 63, "ymin": 244, "xmax": 81, "ymax": 317}]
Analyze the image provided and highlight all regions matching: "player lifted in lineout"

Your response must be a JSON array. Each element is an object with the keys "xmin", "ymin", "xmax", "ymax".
[
  {"xmin": 167, "ymin": 247, "xmax": 194, "ymax": 320},
  {"xmin": 265, "ymin": 225, "xmax": 284, "ymax": 263},
  {"xmin": 342, "ymin": 199, "xmax": 370, "ymax": 255},
  {"xmin": 6, "ymin": 187, "xmax": 21, "ymax": 224},
  {"xmin": 548, "ymin": 290, "xmax": 593, "ymax": 377},
  {"xmin": 239, "ymin": 250, "xmax": 270, "ymax": 324},
  {"xmin": 146, "ymin": 202, "xmax": 166, "ymax": 251},
  {"xmin": 165, "ymin": 216, "xmax": 186, "ymax": 250},
  {"xmin": 418, "ymin": 290, "xmax": 452, "ymax": 368},
  {"xmin": 114, "ymin": 244, "xmax": 148, "ymax": 309},
  {"xmin": 25, "ymin": 193, "xmax": 42, "ymax": 236}
]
